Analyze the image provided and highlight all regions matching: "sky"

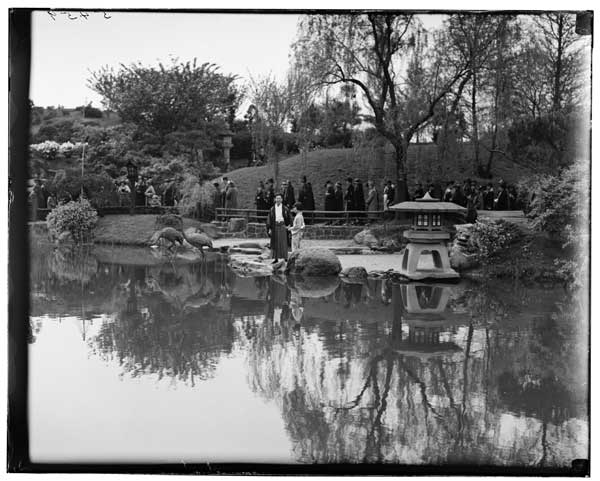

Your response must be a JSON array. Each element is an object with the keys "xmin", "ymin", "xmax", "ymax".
[
  {"xmin": 29, "ymin": 10, "xmax": 449, "ymax": 110},
  {"xmin": 30, "ymin": 11, "xmax": 301, "ymax": 108}
]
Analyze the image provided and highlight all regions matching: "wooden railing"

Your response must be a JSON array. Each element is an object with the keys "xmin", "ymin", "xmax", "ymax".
[{"xmin": 215, "ymin": 208, "xmax": 388, "ymax": 224}]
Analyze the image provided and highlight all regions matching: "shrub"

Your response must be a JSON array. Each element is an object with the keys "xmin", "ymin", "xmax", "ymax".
[
  {"xmin": 469, "ymin": 219, "xmax": 522, "ymax": 261},
  {"xmin": 178, "ymin": 175, "xmax": 216, "ymax": 218},
  {"xmin": 525, "ymin": 161, "xmax": 589, "ymax": 244},
  {"xmin": 46, "ymin": 198, "xmax": 98, "ymax": 243}
]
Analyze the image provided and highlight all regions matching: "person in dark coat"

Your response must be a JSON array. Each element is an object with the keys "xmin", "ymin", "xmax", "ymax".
[
  {"xmin": 443, "ymin": 181, "xmax": 454, "ymax": 202},
  {"xmin": 334, "ymin": 182, "xmax": 344, "ymax": 211},
  {"xmin": 297, "ymin": 176, "xmax": 308, "ymax": 208},
  {"xmin": 304, "ymin": 181, "xmax": 315, "ymax": 211},
  {"xmin": 265, "ymin": 178, "xmax": 275, "ymax": 209},
  {"xmin": 324, "ymin": 180, "xmax": 336, "ymax": 211},
  {"xmin": 266, "ymin": 193, "xmax": 292, "ymax": 262},
  {"xmin": 255, "ymin": 181, "xmax": 269, "ymax": 217},
  {"xmin": 494, "ymin": 181, "xmax": 509, "ymax": 210},
  {"xmin": 344, "ymin": 177, "xmax": 355, "ymax": 212},
  {"xmin": 282, "ymin": 180, "xmax": 295, "ymax": 208},
  {"xmin": 413, "ymin": 183, "xmax": 425, "ymax": 200},
  {"xmin": 211, "ymin": 182, "xmax": 221, "ymax": 220},
  {"xmin": 484, "ymin": 183, "xmax": 495, "ymax": 210},
  {"xmin": 353, "ymin": 178, "xmax": 366, "ymax": 213}
]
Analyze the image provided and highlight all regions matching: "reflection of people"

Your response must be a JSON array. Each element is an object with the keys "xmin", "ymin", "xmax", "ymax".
[{"xmin": 266, "ymin": 193, "xmax": 292, "ymax": 263}]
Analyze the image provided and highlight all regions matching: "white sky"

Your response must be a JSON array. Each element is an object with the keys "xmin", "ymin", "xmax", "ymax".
[
  {"xmin": 30, "ymin": 11, "xmax": 301, "ymax": 108},
  {"xmin": 29, "ymin": 10, "xmax": 449, "ymax": 110}
]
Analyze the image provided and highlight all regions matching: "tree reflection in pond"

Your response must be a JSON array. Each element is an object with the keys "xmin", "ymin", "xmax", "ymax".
[
  {"xmin": 239, "ymin": 280, "xmax": 587, "ymax": 466},
  {"xmin": 29, "ymin": 244, "xmax": 588, "ymax": 466}
]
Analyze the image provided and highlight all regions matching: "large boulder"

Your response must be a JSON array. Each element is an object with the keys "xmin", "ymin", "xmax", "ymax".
[
  {"xmin": 285, "ymin": 248, "xmax": 342, "ymax": 276},
  {"xmin": 353, "ymin": 229, "xmax": 380, "ymax": 247}
]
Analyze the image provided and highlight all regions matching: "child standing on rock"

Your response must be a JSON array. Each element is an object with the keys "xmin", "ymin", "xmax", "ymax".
[{"xmin": 288, "ymin": 202, "xmax": 305, "ymax": 252}]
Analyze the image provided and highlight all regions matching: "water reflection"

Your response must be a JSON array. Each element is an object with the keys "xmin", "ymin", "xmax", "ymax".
[{"xmin": 29, "ymin": 243, "xmax": 588, "ymax": 466}]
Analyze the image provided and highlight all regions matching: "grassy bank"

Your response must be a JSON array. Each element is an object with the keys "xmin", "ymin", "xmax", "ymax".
[
  {"xmin": 217, "ymin": 144, "xmax": 531, "ymax": 210},
  {"xmin": 93, "ymin": 214, "xmax": 204, "ymax": 246}
]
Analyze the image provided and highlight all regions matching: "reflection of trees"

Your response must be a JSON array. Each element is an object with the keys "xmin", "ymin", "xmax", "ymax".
[
  {"xmin": 242, "ymin": 280, "xmax": 588, "ymax": 466},
  {"xmin": 89, "ymin": 263, "xmax": 234, "ymax": 384}
]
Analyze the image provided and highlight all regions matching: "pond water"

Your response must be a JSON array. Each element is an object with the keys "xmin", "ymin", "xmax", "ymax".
[{"xmin": 28, "ymin": 243, "xmax": 589, "ymax": 467}]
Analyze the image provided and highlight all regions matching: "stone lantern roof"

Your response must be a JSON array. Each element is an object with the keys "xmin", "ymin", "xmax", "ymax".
[{"xmin": 389, "ymin": 192, "xmax": 467, "ymax": 213}]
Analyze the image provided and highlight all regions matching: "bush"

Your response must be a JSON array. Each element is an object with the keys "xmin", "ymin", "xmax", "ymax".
[
  {"xmin": 46, "ymin": 198, "xmax": 98, "ymax": 243},
  {"xmin": 178, "ymin": 175, "xmax": 216, "ymax": 218},
  {"xmin": 469, "ymin": 219, "xmax": 522, "ymax": 261},
  {"xmin": 525, "ymin": 161, "xmax": 589, "ymax": 243}
]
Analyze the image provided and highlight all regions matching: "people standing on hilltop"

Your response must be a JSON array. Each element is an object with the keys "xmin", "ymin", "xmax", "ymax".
[
  {"xmin": 135, "ymin": 175, "xmax": 146, "ymax": 206},
  {"xmin": 484, "ymin": 183, "xmax": 495, "ymax": 210},
  {"xmin": 494, "ymin": 180, "xmax": 509, "ymax": 210},
  {"xmin": 266, "ymin": 193, "xmax": 292, "ymax": 263},
  {"xmin": 255, "ymin": 181, "xmax": 269, "ymax": 216},
  {"xmin": 220, "ymin": 176, "xmax": 229, "ymax": 209},
  {"xmin": 353, "ymin": 179, "xmax": 366, "ymax": 217},
  {"xmin": 366, "ymin": 180, "xmax": 380, "ymax": 220},
  {"xmin": 297, "ymin": 176, "xmax": 308, "ymax": 209},
  {"xmin": 334, "ymin": 181, "xmax": 344, "ymax": 212},
  {"xmin": 304, "ymin": 179, "xmax": 315, "ymax": 212},
  {"xmin": 413, "ymin": 183, "xmax": 425, "ymax": 200},
  {"xmin": 324, "ymin": 180, "xmax": 336, "ymax": 211},
  {"xmin": 225, "ymin": 181, "xmax": 238, "ymax": 212},
  {"xmin": 344, "ymin": 177, "xmax": 355, "ymax": 212},
  {"xmin": 144, "ymin": 181, "xmax": 156, "ymax": 206},
  {"xmin": 212, "ymin": 182, "xmax": 221, "ymax": 219},
  {"xmin": 383, "ymin": 180, "xmax": 395, "ymax": 218},
  {"xmin": 443, "ymin": 181, "xmax": 454, "ymax": 202},
  {"xmin": 264, "ymin": 178, "xmax": 275, "ymax": 208},
  {"xmin": 283, "ymin": 179, "xmax": 295, "ymax": 208}
]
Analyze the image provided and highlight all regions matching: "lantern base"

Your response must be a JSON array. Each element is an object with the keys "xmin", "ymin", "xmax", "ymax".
[{"xmin": 398, "ymin": 241, "xmax": 460, "ymax": 281}]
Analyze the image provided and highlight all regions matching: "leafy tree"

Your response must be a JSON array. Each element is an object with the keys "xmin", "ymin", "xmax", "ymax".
[
  {"xmin": 293, "ymin": 14, "xmax": 476, "ymax": 201},
  {"xmin": 88, "ymin": 58, "xmax": 240, "ymax": 140},
  {"xmin": 248, "ymin": 74, "xmax": 295, "ymax": 185}
]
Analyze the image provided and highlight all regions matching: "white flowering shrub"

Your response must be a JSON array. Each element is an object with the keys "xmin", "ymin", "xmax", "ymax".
[
  {"xmin": 30, "ymin": 141, "xmax": 85, "ymax": 160},
  {"xmin": 469, "ymin": 219, "xmax": 522, "ymax": 260},
  {"xmin": 46, "ymin": 198, "xmax": 98, "ymax": 243}
]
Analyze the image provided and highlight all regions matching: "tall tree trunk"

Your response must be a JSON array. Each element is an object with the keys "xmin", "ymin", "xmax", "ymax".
[
  {"xmin": 471, "ymin": 70, "xmax": 480, "ymax": 176},
  {"xmin": 393, "ymin": 143, "xmax": 409, "ymax": 203},
  {"xmin": 553, "ymin": 15, "xmax": 564, "ymax": 112}
]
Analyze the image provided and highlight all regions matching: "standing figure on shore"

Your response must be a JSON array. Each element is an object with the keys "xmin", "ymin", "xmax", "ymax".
[
  {"xmin": 266, "ymin": 193, "xmax": 292, "ymax": 263},
  {"xmin": 288, "ymin": 202, "xmax": 305, "ymax": 252}
]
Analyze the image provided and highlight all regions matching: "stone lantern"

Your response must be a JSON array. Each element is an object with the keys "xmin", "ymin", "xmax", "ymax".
[
  {"xmin": 390, "ymin": 192, "xmax": 466, "ymax": 281},
  {"xmin": 219, "ymin": 129, "xmax": 234, "ymax": 171}
]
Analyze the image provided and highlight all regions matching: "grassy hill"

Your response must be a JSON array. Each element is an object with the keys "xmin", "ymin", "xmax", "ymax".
[{"xmin": 216, "ymin": 144, "xmax": 531, "ymax": 210}]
